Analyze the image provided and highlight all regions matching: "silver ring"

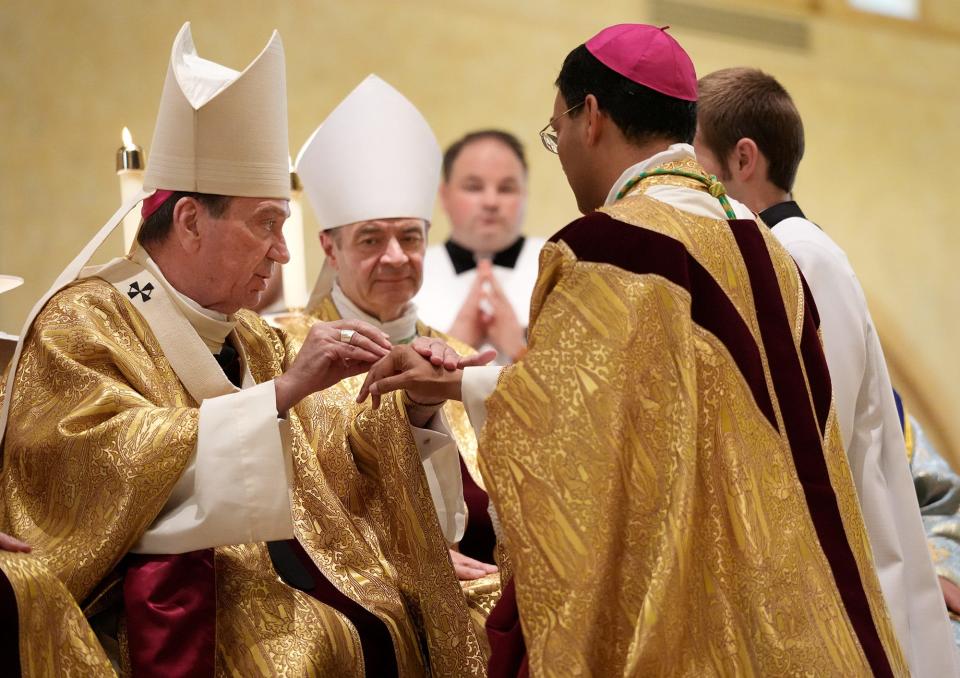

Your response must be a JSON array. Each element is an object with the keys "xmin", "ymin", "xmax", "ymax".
[{"xmin": 339, "ymin": 329, "xmax": 356, "ymax": 344}]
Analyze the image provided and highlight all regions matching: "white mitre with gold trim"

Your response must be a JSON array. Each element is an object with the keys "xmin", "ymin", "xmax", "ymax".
[
  {"xmin": 0, "ymin": 23, "xmax": 290, "ymax": 439},
  {"xmin": 295, "ymin": 75, "xmax": 440, "ymax": 308},
  {"xmin": 144, "ymin": 22, "xmax": 289, "ymax": 200}
]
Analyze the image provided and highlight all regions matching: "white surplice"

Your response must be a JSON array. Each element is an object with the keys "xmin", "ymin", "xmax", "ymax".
[
  {"xmin": 414, "ymin": 237, "xmax": 545, "ymax": 343},
  {"xmin": 767, "ymin": 210, "xmax": 959, "ymax": 677}
]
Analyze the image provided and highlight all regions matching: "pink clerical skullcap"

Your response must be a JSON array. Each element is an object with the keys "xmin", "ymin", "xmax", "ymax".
[
  {"xmin": 585, "ymin": 24, "xmax": 698, "ymax": 102},
  {"xmin": 141, "ymin": 190, "xmax": 175, "ymax": 221}
]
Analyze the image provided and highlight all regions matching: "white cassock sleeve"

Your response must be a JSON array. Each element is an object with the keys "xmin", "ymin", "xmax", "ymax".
[
  {"xmin": 782, "ymin": 238, "xmax": 866, "ymax": 450},
  {"xmin": 132, "ymin": 380, "xmax": 295, "ymax": 553},
  {"xmin": 460, "ymin": 365, "xmax": 504, "ymax": 435},
  {"xmin": 411, "ymin": 413, "xmax": 466, "ymax": 544},
  {"xmin": 779, "ymin": 224, "xmax": 960, "ymax": 677}
]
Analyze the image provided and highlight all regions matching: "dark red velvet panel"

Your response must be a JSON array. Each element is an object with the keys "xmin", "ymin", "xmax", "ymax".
[
  {"xmin": 486, "ymin": 579, "xmax": 528, "ymax": 678},
  {"xmin": 124, "ymin": 550, "xmax": 217, "ymax": 678},
  {"xmin": 458, "ymin": 455, "xmax": 496, "ymax": 565}
]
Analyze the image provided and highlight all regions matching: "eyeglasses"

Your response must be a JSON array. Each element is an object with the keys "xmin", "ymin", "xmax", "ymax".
[{"xmin": 539, "ymin": 101, "xmax": 585, "ymax": 154}]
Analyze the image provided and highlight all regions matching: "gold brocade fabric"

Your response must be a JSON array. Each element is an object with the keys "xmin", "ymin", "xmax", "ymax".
[
  {"xmin": 214, "ymin": 544, "xmax": 363, "ymax": 677},
  {"xmin": 0, "ymin": 279, "xmax": 393, "ymax": 675},
  {"xmin": 277, "ymin": 299, "xmax": 488, "ymax": 676},
  {"xmin": 477, "ymin": 169, "xmax": 908, "ymax": 676},
  {"xmin": 0, "ymin": 552, "xmax": 114, "ymax": 677}
]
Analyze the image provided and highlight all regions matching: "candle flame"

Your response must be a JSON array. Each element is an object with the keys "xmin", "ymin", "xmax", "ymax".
[{"xmin": 121, "ymin": 126, "xmax": 135, "ymax": 150}]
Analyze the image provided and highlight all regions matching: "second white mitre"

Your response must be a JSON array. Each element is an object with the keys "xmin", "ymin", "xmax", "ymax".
[{"xmin": 295, "ymin": 75, "xmax": 466, "ymax": 544}]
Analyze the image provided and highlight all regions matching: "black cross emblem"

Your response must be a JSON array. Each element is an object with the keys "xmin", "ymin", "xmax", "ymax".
[{"xmin": 128, "ymin": 281, "xmax": 154, "ymax": 302}]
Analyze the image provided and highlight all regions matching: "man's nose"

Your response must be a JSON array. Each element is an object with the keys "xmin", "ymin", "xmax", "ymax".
[
  {"xmin": 380, "ymin": 237, "xmax": 408, "ymax": 265},
  {"xmin": 271, "ymin": 232, "xmax": 290, "ymax": 265}
]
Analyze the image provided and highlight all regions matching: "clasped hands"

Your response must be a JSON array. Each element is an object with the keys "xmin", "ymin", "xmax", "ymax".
[{"xmin": 448, "ymin": 259, "xmax": 525, "ymax": 362}]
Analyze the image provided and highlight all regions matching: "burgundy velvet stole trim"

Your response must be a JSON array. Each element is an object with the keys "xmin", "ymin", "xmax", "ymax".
[
  {"xmin": 285, "ymin": 539, "xmax": 398, "ymax": 678},
  {"xmin": 727, "ymin": 219, "xmax": 894, "ymax": 678},
  {"xmin": 486, "ymin": 579, "xmax": 528, "ymax": 678},
  {"xmin": 124, "ymin": 550, "xmax": 216, "ymax": 678},
  {"xmin": 458, "ymin": 455, "xmax": 496, "ymax": 564},
  {"xmin": 0, "ymin": 569, "xmax": 21, "ymax": 676},
  {"xmin": 798, "ymin": 274, "xmax": 831, "ymax": 435},
  {"xmin": 550, "ymin": 212, "xmax": 778, "ymax": 430}
]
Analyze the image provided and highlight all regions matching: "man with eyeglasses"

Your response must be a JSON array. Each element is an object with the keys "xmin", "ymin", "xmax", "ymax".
[{"xmin": 360, "ymin": 23, "xmax": 907, "ymax": 675}]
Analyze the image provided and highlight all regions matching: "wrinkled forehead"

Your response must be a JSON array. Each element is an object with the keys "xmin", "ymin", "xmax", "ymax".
[
  {"xmin": 342, "ymin": 217, "xmax": 428, "ymax": 238},
  {"xmin": 225, "ymin": 196, "xmax": 291, "ymax": 220}
]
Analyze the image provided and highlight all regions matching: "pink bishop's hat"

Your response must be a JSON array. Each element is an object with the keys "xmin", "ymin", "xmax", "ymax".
[{"xmin": 585, "ymin": 24, "xmax": 697, "ymax": 102}]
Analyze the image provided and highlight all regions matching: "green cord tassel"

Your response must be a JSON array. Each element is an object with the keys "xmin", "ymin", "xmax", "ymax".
[{"xmin": 614, "ymin": 168, "xmax": 737, "ymax": 220}]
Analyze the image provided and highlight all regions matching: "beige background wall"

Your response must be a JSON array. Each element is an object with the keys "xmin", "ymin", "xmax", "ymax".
[{"xmin": 1, "ymin": 0, "xmax": 957, "ymax": 462}]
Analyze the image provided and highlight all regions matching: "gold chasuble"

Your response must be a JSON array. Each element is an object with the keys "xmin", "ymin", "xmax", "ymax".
[
  {"xmin": 0, "ymin": 552, "xmax": 113, "ymax": 676},
  {"xmin": 480, "ymin": 167, "xmax": 907, "ymax": 676},
  {"xmin": 1, "ymin": 260, "xmax": 484, "ymax": 675},
  {"xmin": 278, "ymin": 295, "xmax": 502, "ymax": 639}
]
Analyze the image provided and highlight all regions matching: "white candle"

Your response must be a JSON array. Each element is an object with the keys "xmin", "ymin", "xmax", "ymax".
[
  {"xmin": 116, "ymin": 127, "xmax": 145, "ymax": 253},
  {"xmin": 282, "ymin": 171, "xmax": 308, "ymax": 309}
]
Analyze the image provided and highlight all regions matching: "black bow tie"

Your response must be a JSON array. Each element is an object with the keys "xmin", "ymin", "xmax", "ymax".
[{"xmin": 445, "ymin": 237, "xmax": 526, "ymax": 275}]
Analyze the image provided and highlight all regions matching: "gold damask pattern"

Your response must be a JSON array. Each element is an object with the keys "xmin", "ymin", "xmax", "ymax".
[
  {"xmin": 2, "ymin": 279, "xmax": 200, "ymax": 601},
  {"xmin": 477, "ymin": 168, "xmax": 907, "ymax": 676},
  {"xmin": 2, "ymin": 278, "xmax": 474, "ymax": 675},
  {"xmin": 277, "ymin": 301, "xmax": 487, "ymax": 676},
  {"xmin": 0, "ymin": 552, "xmax": 114, "ymax": 677},
  {"xmin": 214, "ymin": 544, "xmax": 363, "ymax": 677}
]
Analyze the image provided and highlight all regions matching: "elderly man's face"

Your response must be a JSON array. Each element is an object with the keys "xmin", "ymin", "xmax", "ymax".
[
  {"xmin": 322, "ymin": 218, "xmax": 427, "ymax": 322},
  {"xmin": 196, "ymin": 197, "xmax": 290, "ymax": 314},
  {"xmin": 441, "ymin": 138, "xmax": 527, "ymax": 255}
]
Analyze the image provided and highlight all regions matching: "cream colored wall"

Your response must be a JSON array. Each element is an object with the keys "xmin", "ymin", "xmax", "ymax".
[{"xmin": 1, "ymin": 0, "xmax": 957, "ymax": 462}]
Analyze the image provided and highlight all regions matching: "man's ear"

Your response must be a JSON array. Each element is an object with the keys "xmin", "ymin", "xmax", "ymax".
[
  {"xmin": 319, "ymin": 231, "xmax": 337, "ymax": 263},
  {"xmin": 583, "ymin": 94, "xmax": 603, "ymax": 147},
  {"xmin": 171, "ymin": 197, "xmax": 202, "ymax": 253},
  {"xmin": 732, "ymin": 138, "xmax": 760, "ymax": 182}
]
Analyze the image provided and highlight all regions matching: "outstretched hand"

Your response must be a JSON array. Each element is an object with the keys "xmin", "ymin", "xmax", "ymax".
[
  {"xmin": 410, "ymin": 336, "xmax": 497, "ymax": 370},
  {"xmin": 276, "ymin": 319, "xmax": 391, "ymax": 414},
  {"xmin": 358, "ymin": 342, "xmax": 495, "ymax": 409}
]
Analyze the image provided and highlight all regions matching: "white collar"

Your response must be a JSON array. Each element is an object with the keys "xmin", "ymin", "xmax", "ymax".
[
  {"xmin": 331, "ymin": 282, "xmax": 419, "ymax": 344},
  {"xmin": 133, "ymin": 249, "xmax": 236, "ymax": 353},
  {"xmin": 604, "ymin": 143, "xmax": 697, "ymax": 207}
]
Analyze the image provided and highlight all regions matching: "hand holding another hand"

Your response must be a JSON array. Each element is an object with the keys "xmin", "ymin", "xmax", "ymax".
[
  {"xmin": 276, "ymin": 319, "xmax": 391, "ymax": 414},
  {"xmin": 357, "ymin": 340, "xmax": 496, "ymax": 409}
]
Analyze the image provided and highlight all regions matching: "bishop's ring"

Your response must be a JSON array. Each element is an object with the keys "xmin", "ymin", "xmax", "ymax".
[{"xmin": 339, "ymin": 329, "xmax": 356, "ymax": 344}]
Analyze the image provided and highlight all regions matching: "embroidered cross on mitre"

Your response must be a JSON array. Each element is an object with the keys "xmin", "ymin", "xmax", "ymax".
[{"xmin": 128, "ymin": 281, "xmax": 154, "ymax": 302}]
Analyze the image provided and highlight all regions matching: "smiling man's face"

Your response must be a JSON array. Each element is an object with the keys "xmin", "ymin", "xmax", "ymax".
[{"xmin": 321, "ymin": 217, "xmax": 428, "ymax": 322}]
